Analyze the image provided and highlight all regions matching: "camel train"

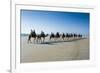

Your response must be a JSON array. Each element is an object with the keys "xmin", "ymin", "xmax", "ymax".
[{"xmin": 28, "ymin": 29, "xmax": 83, "ymax": 44}]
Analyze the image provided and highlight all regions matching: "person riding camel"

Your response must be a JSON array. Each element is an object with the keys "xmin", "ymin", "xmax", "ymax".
[{"xmin": 41, "ymin": 30, "xmax": 44, "ymax": 35}]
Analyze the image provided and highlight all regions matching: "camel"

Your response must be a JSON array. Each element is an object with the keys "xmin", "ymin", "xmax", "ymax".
[
  {"xmin": 49, "ymin": 32, "xmax": 55, "ymax": 40},
  {"xmin": 66, "ymin": 33, "xmax": 69, "ymax": 39},
  {"xmin": 69, "ymin": 33, "xmax": 74, "ymax": 40},
  {"xmin": 49, "ymin": 32, "xmax": 60, "ymax": 40},
  {"xmin": 37, "ymin": 31, "xmax": 48, "ymax": 43},
  {"xmin": 28, "ymin": 29, "xmax": 37, "ymax": 43},
  {"xmin": 55, "ymin": 32, "xmax": 60, "ymax": 39},
  {"xmin": 36, "ymin": 34, "xmax": 41, "ymax": 43},
  {"xmin": 62, "ymin": 33, "xmax": 65, "ymax": 40},
  {"xmin": 78, "ymin": 34, "xmax": 82, "ymax": 38}
]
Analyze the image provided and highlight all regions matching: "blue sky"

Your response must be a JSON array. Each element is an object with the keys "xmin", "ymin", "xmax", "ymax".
[{"xmin": 21, "ymin": 9, "xmax": 89, "ymax": 35}]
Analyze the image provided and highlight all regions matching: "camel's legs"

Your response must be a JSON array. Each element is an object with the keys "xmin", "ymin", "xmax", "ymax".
[
  {"xmin": 28, "ymin": 35, "xmax": 32, "ymax": 44},
  {"xmin": 38, "ymin": 38, "xmax": 41, "ymax": 43},
  {"xmin": 49, "ymin": 36, "xmax": 52, "ymax": 40},
  {"xmin": 43, "ymin": 38, "xmax": 45, "ymax": 43},
  {"xmin": 63, "ymin": 37, "xmax": 64, "ymax": 40},
  {"xmin": 33, "ymin": 38, "xmax": 36, "ymax": 44}
]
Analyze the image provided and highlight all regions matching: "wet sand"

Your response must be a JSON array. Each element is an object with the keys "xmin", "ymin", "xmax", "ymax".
[{"xmin": 20, "ymin": 36, "xmax": 89, "ymax": 63}]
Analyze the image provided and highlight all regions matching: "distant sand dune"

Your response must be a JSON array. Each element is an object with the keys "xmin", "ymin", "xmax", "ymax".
[{"xmin": 20, "ymin": 36, "xmax": 89, "ymax": 63}]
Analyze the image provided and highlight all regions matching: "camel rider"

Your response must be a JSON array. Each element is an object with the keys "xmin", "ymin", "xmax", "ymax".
[
  {"xmin": 33, "ymin": 30, "xmax": 35, "ymax": 33},
  {"xmin": 41, "ymin": 30, "xmax": 44, "ymax": 35},
  {"xmin": 30, "ymin": 29, "xmax": 35, "ymax": 34},
  {"xmin": 30, "ymin": 29, "xmax": 33, "ymax": 34}
]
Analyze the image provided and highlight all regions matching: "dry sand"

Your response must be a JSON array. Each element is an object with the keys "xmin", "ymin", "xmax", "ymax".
[{"xmin": 20, "ymin": 36, "xmax": 89, "ymax": 63}]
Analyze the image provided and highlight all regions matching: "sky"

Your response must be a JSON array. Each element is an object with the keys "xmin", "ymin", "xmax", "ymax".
[{"xmin": 20, "ymin": 9, "xmax": 90, "ymax": 35}]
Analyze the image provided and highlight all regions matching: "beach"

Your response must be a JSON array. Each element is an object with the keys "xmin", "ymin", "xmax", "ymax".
[{"xmin": 20, "ymin": 36, "xmax": 89, "ymax": 63}]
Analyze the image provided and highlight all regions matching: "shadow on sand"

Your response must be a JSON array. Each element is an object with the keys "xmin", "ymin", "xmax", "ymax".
[{"xmin": 39, "ymin": 38, "xmax": 86, "ymax": 45}]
